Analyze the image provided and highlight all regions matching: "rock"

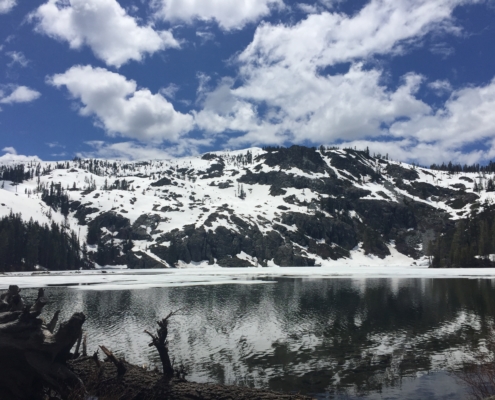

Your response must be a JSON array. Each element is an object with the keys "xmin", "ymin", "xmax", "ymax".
[
  {"xmin": 217, "ymin": 256, "xmax": 254, "ymax": 268},
  {"xmin": 328, "ymin": 150, "xmax": 379, "ymax": 180},
  {"xmin": 270, "ymin": 186, "xmax": 287, "ymax": 196},
  {"xmin": 218, "ymin": 181, "xmax": 232, "ymax": 189},
  {"xmin": 446, "ymin": 193, "xmax": 479, "ymax": 209},
  {"xmin": 261, "ymin": 145, "xmax": 328, "ymax": 173},
  {"xmin": 150, "ymin": 177, "xmax": 172, "ymax": 187},
  {"xmin": 281, "ymin": 212, "xmax": 357, "ymax": 250},
  {"xmin": 201, "ymin": 153, "xmax": 219, "ymax": 161},
  {"xmin": 71, "ymin": 201, "xmax": 100, "ymax": 225},
  {"xmin": 124, "ymin": 251, "xmax": 167, "ymax": 269},
  {"xmin": 132, "ymin": 214, "xmax": 162, "ymax": 241},
  {"xmin": 385, "ymin": 164, "xmax": 419, "ymax": 181},
  {"xmin": 86, "ymin": 211, "xmax": 131, "ymax": 245}
]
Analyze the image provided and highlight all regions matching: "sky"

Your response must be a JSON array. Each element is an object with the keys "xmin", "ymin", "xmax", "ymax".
[{"xmin": 0, "ymin": 0, "xmax": 495, "ymax": 165}]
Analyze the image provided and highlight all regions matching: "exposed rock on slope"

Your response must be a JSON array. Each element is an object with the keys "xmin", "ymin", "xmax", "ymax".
[{"xmin": 0, "ymin": 145, "xmax": 491, "ymax": 270}]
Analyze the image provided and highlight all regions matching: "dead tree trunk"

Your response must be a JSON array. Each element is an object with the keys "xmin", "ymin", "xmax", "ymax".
[
  {"xmin": 0, "ymin": 286, "xmax": 86, "ymax": 399},
  {"xmin": 145, "ymin": 310, "xmax": 181, "ymax": 377},
  {"xmin": 100, "ymin": 345, "xmax": 127, "ymax": 376}
]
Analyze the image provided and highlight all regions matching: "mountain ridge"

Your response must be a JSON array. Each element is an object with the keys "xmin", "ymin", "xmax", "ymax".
[{"xmin": 0, "ymin": 145, "xmax": 493, "ymax": 271}]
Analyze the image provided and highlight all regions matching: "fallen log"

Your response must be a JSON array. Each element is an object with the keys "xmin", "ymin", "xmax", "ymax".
[
  {"xmin": 0, "ymin": 285, "xmax": 86, "ymax": 399},
  {"xmin": 69, "ymin": 356, "xmax": 313, "ymax": 400},
  {"xmin": 100, "ymin": 345, "xmax": 126, "ymax": 376}
]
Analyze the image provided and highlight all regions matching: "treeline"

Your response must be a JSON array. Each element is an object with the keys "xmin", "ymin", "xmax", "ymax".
[
  {"xmin": 0, "ymin": 164, "xmax": 33, "ymax": 183},
  {"xmin": 430, "ymin": 160, "xmax": 495, "ymax": 174},
  {"xmin": 40, "ymin": 181, "xmax": 70, "ymax": 216},
  {"xmin": 95, "ymin": 237, "xmax": 133, "ymax": 266},
  {"xmin": 0, "ymin": 213, "xmax": 89, "ymax": 272},
  {"xmin": 429, "ymin": 207, "xmax": 495, "ymax": 268},
  {"xmin": 102, "ymin": 178, "xmax": 133, "ymax": 191}
]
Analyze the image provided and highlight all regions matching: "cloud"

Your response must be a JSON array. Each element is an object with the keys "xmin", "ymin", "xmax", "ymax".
[
  {"xmin": 322, "ymin": 76, "xmax": 495, "ymax": 165},
  {"xmin": 196, "ymin": 30, "xmax": 215, "ymax": 44},
  {"xmin": 159, "ymin": 83, "xmax": 179, "ymax": 99},
  {"xmin": 78, "ymin": 139, "xmax": 212, "ymax": 160},
  {"xmin": 46, "ymin": 141, "xmax": 65, "ymax": 148},
  {"xmin": 48, "ymin": 65, "xmax": 194, "ymax": 143},
  {"xmin": 6, "ymin": 51, "xmax": 29, "ymax": 67},
  {"xmin": 428, "ymin": 79, "xmax": 453, "ymax": 95},
  {"xmin": 390, "ymin": 78, "xmax": 495, "ymax": 151},
  {"xmin": 297, "ymin": 3, "xmax": 320, "ymax": 14},
  {"xmin": 0, "ymin": 147, "xmax": 41, "ymax": 163},
  {"xmin": 31, "ymin": 0, "xmax": 178, "ymax": 67},
  {"xmin": 50, "ymin": 152, "xmax": 67, "ymax": 157},
  {"xmin": 0, "ymin": 86, "xmax": 41, "ymax": 104},
  {"xmin": 429, "ymin": 42, "xmax": 455, "ymax": 58},
  {"xmin": 2, "ymin": 147, "xmax": 16, "ymax": 155},
  {"xmin": 195, "ymin": 67, "xmax": 430, "ymax": 149},
  {"xmin": 0, "ymin": 0, "xmax": 16, "ymax": 14},
  {"xmin": 153, "ymin": 0, "xmax": 284, "ymax": 30},
  {"xmin": 196, "ymin": 72, "xmax": 211, "ymax": 97},
  {"xmin": 237, "ymin": 0, "xmax": 468, "ymax": 70},
  {"xmin": 192, "ymin": 0, "xmax": 494, "ymax": 164}
]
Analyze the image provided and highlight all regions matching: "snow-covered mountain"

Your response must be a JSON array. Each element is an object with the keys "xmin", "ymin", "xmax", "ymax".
[{"xmin": 0, "ymin": 145, "xmax": 490, "ymax": 269}]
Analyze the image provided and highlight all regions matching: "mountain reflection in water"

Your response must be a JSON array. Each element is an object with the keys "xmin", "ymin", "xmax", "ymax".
[{"xmin": 23, "ymin": 278, "xmax": 495, "ymax": 399}]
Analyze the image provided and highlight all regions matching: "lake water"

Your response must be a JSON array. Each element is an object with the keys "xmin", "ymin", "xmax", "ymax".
[{"xmin": 22, "ymin": 277, "xmax": 495, "ymax": 399}]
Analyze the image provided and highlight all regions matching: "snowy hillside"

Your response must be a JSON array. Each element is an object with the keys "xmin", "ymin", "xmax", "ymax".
[{"xmin": 0, "ymin": 145, "xmax": 492, "ymax": 269}]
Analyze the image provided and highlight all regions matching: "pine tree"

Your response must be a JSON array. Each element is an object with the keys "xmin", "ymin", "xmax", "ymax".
[
  {"xmin": 0, "ymin": 213, "xmax": 86, "ymax": 272},
  {"xmin": 478, "ymin": 220, "xmax": 490, "ymax": 258}
]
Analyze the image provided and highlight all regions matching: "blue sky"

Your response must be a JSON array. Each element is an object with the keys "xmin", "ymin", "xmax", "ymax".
[{"xmin": 0, "ymin": 0, "xmax": 494, "ymax": 164}]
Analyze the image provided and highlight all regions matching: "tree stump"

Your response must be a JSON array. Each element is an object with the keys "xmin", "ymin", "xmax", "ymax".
[{"xmin": 0, "ymin": 286, "xmax": 86, "ymax": 399}]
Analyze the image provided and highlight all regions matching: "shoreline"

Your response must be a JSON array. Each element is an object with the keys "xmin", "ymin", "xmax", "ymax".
[
  {"xmin": 2, "ymin": 265, "xmax": 495, "ymax": 291},
  {"xmin": 69, "ymin": 356, "xmax": 313, "ymax": 400}
]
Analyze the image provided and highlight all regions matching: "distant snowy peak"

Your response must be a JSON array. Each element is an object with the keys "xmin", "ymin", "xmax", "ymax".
[{"xmin": 0, "ymin": 145, "xmax": 491, "ymax": 270}]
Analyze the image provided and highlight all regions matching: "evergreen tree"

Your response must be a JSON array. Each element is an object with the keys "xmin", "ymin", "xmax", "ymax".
[
  {"xmin": 478, "ymin": 220, "xmax": 490, "ymax": 258},
  {"xmin": 0, "ymin": 213, "xmax": 88, "ymax": 272}
]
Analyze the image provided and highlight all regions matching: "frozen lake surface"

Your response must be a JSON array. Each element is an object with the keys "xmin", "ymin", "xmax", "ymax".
[
  {"xmin": 6, "ymin": 270, "xmax": 495, "ymax": 399},
  {"xmin": 2, "ymin": 265, "xmax": 495, "ymax": 291}
]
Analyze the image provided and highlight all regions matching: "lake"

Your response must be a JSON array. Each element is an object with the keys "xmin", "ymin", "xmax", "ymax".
[{"xmin": 20, "ymin": 277, "xmax": 495, "ymax": 399}]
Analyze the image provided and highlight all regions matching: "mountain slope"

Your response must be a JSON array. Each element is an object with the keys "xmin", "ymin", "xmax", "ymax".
[{"xmin": 0, "ymin": 145, "xmax": 491, "ymax": 270}]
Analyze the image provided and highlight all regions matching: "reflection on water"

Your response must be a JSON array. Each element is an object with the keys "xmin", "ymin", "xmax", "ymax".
[{"xmin": 23, "ymin": 278, "xmax": 495, "ymax": 398}]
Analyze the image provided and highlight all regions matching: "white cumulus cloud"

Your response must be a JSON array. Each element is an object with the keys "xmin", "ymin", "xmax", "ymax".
[
  {"xmin": 0, "ymin": 86, "xmax": 41, "ymax": 104},
  {"xmin": 237, "ymin": 0, "xmax": 467, "ymax": 72},
  {"xmin": 32, "ymin": 0, "xmax": 178, "ymax": 67},
  {"xmin": 153, "ymin": 0, "xmax": 283, "ymax": 30},
  {"xmin": 48, "ymin": 65, "xmax": 194, "ymax": 143},
  {"xmin": 2, "ymin": 147, "xmax": 16, "ymax": 155},
  {"xmin": 390, "ymin": 78, "xmax": 495, "ymax": 150},
  {"xmin": 0, "ymin": 0, "xmax": 16, "ymax": 14},
  {"xmin": 193, "ymin": 0, "xmax": 494, "ymax": 164},
  {"xmin": 0, "ymin": 147, "xmax": 41, "ymax": 163}
]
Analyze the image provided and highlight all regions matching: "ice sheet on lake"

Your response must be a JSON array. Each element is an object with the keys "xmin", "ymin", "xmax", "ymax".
[{"xmin": 2, "ymin": 265, "xmax": 495, "ymax": 290}]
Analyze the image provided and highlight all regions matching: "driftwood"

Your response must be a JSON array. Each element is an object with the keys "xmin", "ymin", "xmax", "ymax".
[
  {"xmin": 47, "ymin": 309, "xmax": 60, "ymax": 333},
  {"xmin": 0, "ymin": 285, "xmax": 86, "ymax": 399},
  {"xmin": 144, "ymin": 309, "xmax": 182, "ymax": 377},
  {"xmin": 82, "ymin": 332, "xmax": 87, "ymax": 357},
  {"xmin": 100, "ymin": 345, "xmax": 126, "ymax": 376}
]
